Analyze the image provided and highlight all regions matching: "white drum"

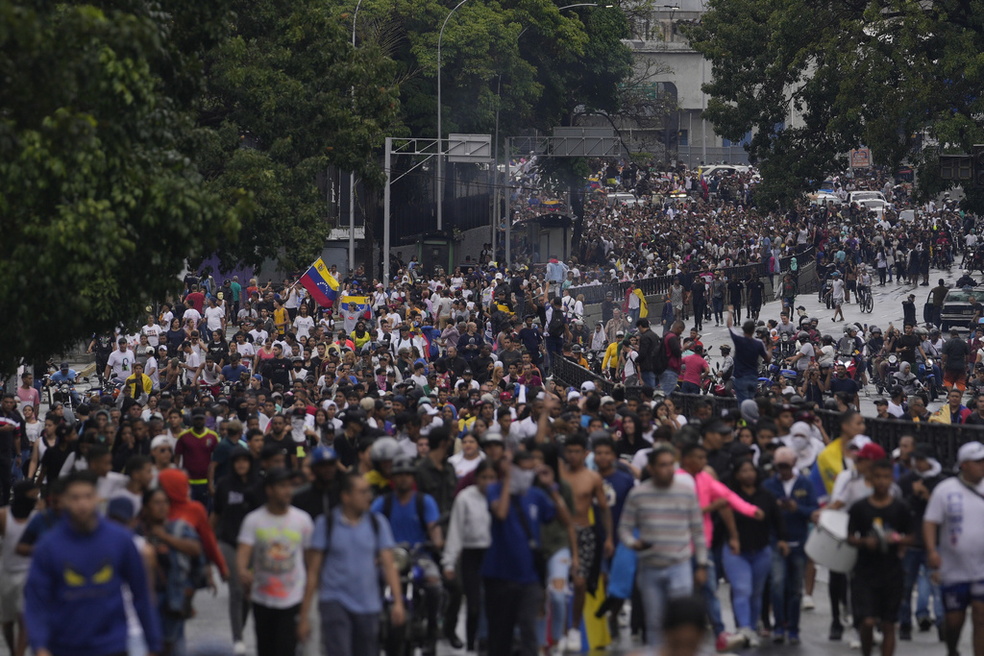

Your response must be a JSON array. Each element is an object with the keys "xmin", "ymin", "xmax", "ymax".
[{"xmin": 805, "ymin": 509, "xmax": 857, "ymax": 573}]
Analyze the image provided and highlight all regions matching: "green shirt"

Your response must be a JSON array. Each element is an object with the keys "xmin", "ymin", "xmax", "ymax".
[
  {"xmin": 230, "ymin": 282, "xmax": 242, "ymax": 302},
  {"xmin": 540, "ymin": 481, "xmax": 575, "ymax": 557}
]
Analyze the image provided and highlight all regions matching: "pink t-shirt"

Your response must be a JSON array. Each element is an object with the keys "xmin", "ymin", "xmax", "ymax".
[
  {"xmin": 681, "ymin": 354, "xmax": 708, "ymax": 385},
  {"xmin": 677, "ymin": 468, "xmax": 760, "ymax": 546},
  {"xmin": 17, "ymin": 387, "xmax": 39, "ymax": 410}
]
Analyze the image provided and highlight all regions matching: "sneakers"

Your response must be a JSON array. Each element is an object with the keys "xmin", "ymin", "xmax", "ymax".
[
  {"xmin": 850, "ymin": 629, "xmax": 862, "ymax": 649},
  {"xmin": 788, "ymin": 633, "xmax": 801, "ymax": 646},
  {"xmin": 829, "ymin": 621, "xmax": 844, "ymax": 641},
  {"xmin": 565, "ymin": 628, "xmax": 581, "ymax": 653},
  {"xmin": 445, "ymin": 631, "xmax": 464, "ymax": 650},
  {"xmin": 740, "ymin": 627, "xmax": 761, "ymax": 648},
  {"xmin": 773, "ymin": 629, "xmax": 785, "ymax": 644},
  {"xmin": 919, "ymin": 618, "xmax": 934, "ymax": 632},
  {"xmin": 716, "ymin": 632, "xmax": 746, "ymax": 652},
  {"xmin": 802, "ymin": 594, "xmax": 815, "ymax": 610},
  {"xmin": 233, "ymin": 642, "xmax": 247, "ymax": 656},
  {"xmin": 900, "ymin": 624, "xmax": 912, "ymax": 641}
]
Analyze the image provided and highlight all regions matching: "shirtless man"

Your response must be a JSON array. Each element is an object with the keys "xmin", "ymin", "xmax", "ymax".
[{"xmin": 562, "ymin": 433, "xmax": 614, "ymax": 651}]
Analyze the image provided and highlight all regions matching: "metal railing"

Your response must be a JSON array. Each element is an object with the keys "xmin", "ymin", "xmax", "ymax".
[
  {"xmin": 566, "ymin": 248, "xmax": 816, "ymax": 305},
  {"xmin": 550, "ymin": 357, "xmax": 981, "ymax": 470}
]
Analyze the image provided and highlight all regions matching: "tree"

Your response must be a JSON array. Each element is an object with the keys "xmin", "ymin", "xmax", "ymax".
[
  {"xmin": 199, "ymin": 0, "xmax": 402, "ymax": 273},
  {"xmin": 686, "ymin": 0, "xmax": 984, "ymax": 208},
  {"xmin": 0, "ymin": 0, "xmax": 245, "ymax": 373}
]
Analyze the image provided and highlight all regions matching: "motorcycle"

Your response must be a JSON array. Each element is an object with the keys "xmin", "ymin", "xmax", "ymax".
[
  {"xmin": 917, "ymin": 358, "xmax": 940, "ymax": 401},
  {"xmin": 382, "ymin": 543, "xmax": 435, "ymax": 656}
]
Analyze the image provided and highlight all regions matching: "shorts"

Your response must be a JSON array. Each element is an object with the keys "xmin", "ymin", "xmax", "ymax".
[
  {"xmin": 852, "ymin": 572, "xmax": 903, "ymax": 624},
  {"xmin": 944, "ymin": 370, "xmax": 967, "ymax": 391},
  {"xmin": 942, "ymin": 580, "xmax": 984, "ymax": 613},
  {"xmin": 0, "ymin": 569, "xmax": 27, "ymax": 622},
  {"xmin": 573, "ymin": 526, "xmax": 597, "ymax": 581}
]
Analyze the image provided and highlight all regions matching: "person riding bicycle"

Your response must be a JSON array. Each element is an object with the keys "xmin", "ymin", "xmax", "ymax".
[
  {"xmin": 370, "ymin": 456, "xmax": 444, "ymax": 655},
  {"xmin": 857, "ymin": 266, "xmax": 873, "ymax": 303}
]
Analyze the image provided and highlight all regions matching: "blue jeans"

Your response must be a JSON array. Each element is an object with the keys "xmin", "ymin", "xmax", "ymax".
[
  {"xmin": 538, "ymin": 548, "xmax": 571, "ymax": 646},
  {"xmin": 638, "ymin": 560, "xmax": 693, "ymax": 646},
  {"xmin": 680, "ymin": 381, "xmax": 701, "ymax": 395},
  {"xmin": 641, "ymin": 371, "xmax": 657, "ymax": 388},
  {"xmin": 545, "ymin": 336, "xmax": 563, "ymax": 373},
  {"xmin": 900, "ymin": 548, "xmax": 942, "ymax": 627},
  {"xmin": 771, "ymin": 545, "xmax": 807, "ymax": 636},
  {"xmin": 722, "ymin": 544, "xmax": 773, "ymax": 630},
  {"xmin": 712, "ymin": 297, "xmax": 724, "ymax": 323},
  {"xmin": 659, "ymin": 370, "xmax": 679, "ymax": 396},
  {"xmin": 698, "ymin": 555, "xmax": 725, "ymax": 636},
  {"xmin": 734, "ymin": 375, "xmax": 758, "ymax": 405},
  {"xmin": 628, "ymin": 308, "xmax": 641, "ymax": 325},
  {"xmin": 190, "ymin": 482, "xmax": 212, "ymax": 513}
]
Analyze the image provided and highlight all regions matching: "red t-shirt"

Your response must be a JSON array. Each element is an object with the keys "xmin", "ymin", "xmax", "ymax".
[
  {"xmin": 185, "ymin": 291, "xmax": 205, "ymax": 313},
  {"xmin": 175, "ymin": 427, "xmax": 219, "ymax": 480}
]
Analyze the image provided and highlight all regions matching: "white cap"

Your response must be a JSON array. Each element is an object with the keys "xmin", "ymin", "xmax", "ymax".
[
  {"xmin": 567, "ymin": 391, "xmax": 581, "ymax": 402},
  {"xmin": 150, "ymin": 435, "xmax": 172, "ymax": 450},
  {"xmin": 848, "ymin": 435, "xmax": 872, "ymax": 451},
  {"xmin": 580, "ymin": 381, "xmax": 596, "ymax": 393},
  {"xmin": 958, "ymin": 441, "xmax": 984, "ymax": 464}
]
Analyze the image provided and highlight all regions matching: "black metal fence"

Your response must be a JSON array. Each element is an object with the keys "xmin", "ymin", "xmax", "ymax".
[
  {"xmin": 551, "ymin": 356, "xmax": 982, "ymax": 470},
  {"xmin": 566, "ymin": 248, "xmax": 816, "ymax": 305}
]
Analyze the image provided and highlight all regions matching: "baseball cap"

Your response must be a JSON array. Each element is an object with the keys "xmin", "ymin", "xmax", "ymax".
[
  {"xmin": 848, "ymin": 435, "xmax": 872, "ymax": 451},
  {"xmin": 581, "ymin": 381, "xmax": 596, "ymax": 393},
  {"xmin": 418, "ymin": 405, "xmax": 439, "ymax": 416},
  {"xmin": 482, "ymin": 431, "xmax": 504, "ymax": 444},
  {"xmin": 191, "ymin": 406, "xmax": 207, "ymax": 417},
  {"xmin": 308, "ymin": 446, "xmax": 338, "ymax": 465},
  {"xmin": 60, "ymin": 361, "xmax": 69, "ymax": 369},
  {"xmin": 857, "ymin": 443, "xmax": 887, "ymax": 461},
  {"xmin": 873, "ymin": 398, "xmax": 888, "ymax": 406},
  {"xmin": 567, "ymin": 390, "xmax": 581, "ymax": 402},
  {"xmin": 957, "ymin": 441, "xmax": 984, "ymax": 464},
  {"xmin": 107, "ymin": 497, "xmax": 136, "ymax": 523}
]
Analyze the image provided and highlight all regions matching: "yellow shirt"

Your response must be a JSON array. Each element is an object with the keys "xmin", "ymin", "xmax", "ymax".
[
  {"xmin": 603, "ymin": 342, "xmax": 619, "ymax": 369},
  {"xmin": 274, "ymin": 307, "xmax": 289, "ymax": 336}
]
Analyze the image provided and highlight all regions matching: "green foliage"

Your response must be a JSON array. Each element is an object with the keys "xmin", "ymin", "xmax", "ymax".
[
  {"xmin": 0, "ymin": 0, "xmax": 244, "ymax": 372},
  {"xmin": 200, "ymin": 0, "xmax": 402, "ymax": 272},
  {"xmin": 686, "ymin": 0, "xmax": 984, "ymax": 207}
]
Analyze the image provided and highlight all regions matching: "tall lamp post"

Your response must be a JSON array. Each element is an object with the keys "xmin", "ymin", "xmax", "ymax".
[
  {"xmin": 348, "ymin": 0, "xmax": 364, "ymax": 274},
  {"xmin": 436, "ymin": 0, "xmax": 471, "ymax": 232}
]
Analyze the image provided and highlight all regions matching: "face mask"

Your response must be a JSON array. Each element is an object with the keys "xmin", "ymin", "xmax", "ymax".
[
  {"xmin": 791, "ymin": 435, "xmax": 809, "ymax": 453},
  {"xmin": 510, "ymin": 466, "xmax": 536, "ymax": 497}
]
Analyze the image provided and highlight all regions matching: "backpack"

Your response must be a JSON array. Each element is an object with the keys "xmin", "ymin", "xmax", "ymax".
[
  {"xmin": 547, "ymin": 310, "xmax": 566, "ymax": 338},
  {"xmin": 382, "ymin": 491, "xmax": 429, "ymax": 542},
  {"xmin": 652, "ymin": 333, "xmax": 670, "ymax": 374}
]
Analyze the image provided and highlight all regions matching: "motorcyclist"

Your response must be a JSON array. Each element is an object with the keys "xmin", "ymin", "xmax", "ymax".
[
  {"xmin": 367, "ymin": 435, "xmax": 401, "ymax": 498},
  {"xmin": 48, "ymin": 361, "xmax": 81, "ymax": 406},
  {"xmin": 787, "ymin": 331, "xmax": 815, "ymax": 378},
  {"xmin": 956, "ymin": 269, "xmax": 977, "ymax": 288},
  {"xmin": 835, "ymin": 325, "xmax": 866, "ymax": 384},
  {"xmin": 919, "ymin": 328, "xmax": 944, "ymax": 396},
  {"xmin": 893, "ymin": 362, "xmax": 923, "ymax": 397},
  {"xmin": 371, "ymin": 456, "xmax": 444, "ymax": 656}
]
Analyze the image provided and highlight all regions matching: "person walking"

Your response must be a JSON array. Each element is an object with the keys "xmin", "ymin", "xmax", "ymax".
[
  {"xmin": 237, "ymin": 467, "xmax": 313, "ymax": 656},
  {"xmin": 924, "ymin": 441, "xmax": 984, "ymax": 656},
  {"xmin": 762, "ymin": 447, "xmax": 818, "ymax": 645},
  {"xmin": 658, "ymin": 320, "xmax": 685, "ymax": 397},
  {"xmin": 298, "ymin": 472, "xmax": 405, "ymax": 656},
  {"xmin": 24, "ymin": 471, "xmax": 162, "ymax": 656},
  {"xmin": 636, "ymin": 318, "xmax": 660, "ymax": 388},
  {"xmin": 618, "ymin": 444, "xmax": 707, "ymax": 648}
]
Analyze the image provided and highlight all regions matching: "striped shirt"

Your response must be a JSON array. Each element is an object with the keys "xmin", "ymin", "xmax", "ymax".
[{"xmin": 618, "ymin": 475, "xmax": 707, "ymax": 569}]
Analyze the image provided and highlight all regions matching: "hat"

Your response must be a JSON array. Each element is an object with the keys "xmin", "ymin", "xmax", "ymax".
[
  {"xmin": 482, "ymin": 430, "xmax": 504, "ymax": 444},
  {"xmin": 739, "ymin": 399, "xmax": 760, "ymax": 423},
  {"xmin": 581, "ymin": 381, "xmax": 596, "ymax": 393},
  {"xmin": 59, "ymin": 361, "xmax": 69, "ymax": 370},
  {"xmin": 264, "ymin": 467, "xmax": 294, "ymax": 485},
  {"xmin": 848, "ymin": 435, "xmax": 872, "ymax": 450},
  {"xmin": 873, "ymin": 398, "xmax": 888, "ymax": 406},
  {"xmin": 392, "ymin": 395, "xmax": 407, "ymax": 405},
  {"xmin": 500, "ymin": 391, "xmax": 513, "ymax": 402},
  {"xmin": 106, "ymin": 497, "xmax": 136, "ymax": 523},
  {"xmin": 567, "ymin": 390, "xmax": 581, "ymax": 402},
  {"xmin": 418, "ymin": 405, "xmax": 439, "ymax": 416},
  {"xmin": 957, "ymin": 441, "xmax": 984, "ymax": 464},
  {"xmin": 773, "ymin": 447, "xmax": 797, "ymax": 466},
  {"xmin": 191, "ymin": 406, "xmax": 207, "ymax": 417},
  {"xmin": 616, "ymin": 330, "xmax": 625, "ymax": 338},
  {"xmin": 308, "ymin": 445, "xmax": 338, "ymax": 465},
  {"xmin": 857, "ymin": 443, "xmax": 887, "ymax": 461},
  {"xmin": 481, "ymin": 393, "xmax": 496, "ymax": 405},
  {"xmin": 789, "ymin": 421, "xmax": 811, "ymax": 438},
  {"xmin": 912, "ymin": 443, "xmax": 936, "ymax": 461},
  {"xmin": 600, "ymin": 396, "xmax": 615, "ymax": 405},
  {"xmin": 252, "ymin": 374, "xmax": 263, "ymax": 381}
]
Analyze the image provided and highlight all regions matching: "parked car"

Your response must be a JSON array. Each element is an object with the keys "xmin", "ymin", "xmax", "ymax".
[
  {"xmin": 847, "ymin": 190, "xmax": 888, "ymax": 217},
  {"xmin": 940, "ymin": 287, "xmax": 984, "ymax": 331}
]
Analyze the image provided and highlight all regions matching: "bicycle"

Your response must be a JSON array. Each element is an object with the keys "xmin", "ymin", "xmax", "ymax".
[{"xmin": 857, "ymin": 285, "xmax": 874, "ymax": 313}]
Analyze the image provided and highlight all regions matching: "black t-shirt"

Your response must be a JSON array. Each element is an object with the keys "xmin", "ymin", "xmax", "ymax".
[
  {"xmin": 747, "ymin": 280, "xmax": 765, "ymax": 303},
  {"xmin": 848, "ymin": 496, "xmax": 911, "ymax": 577},
  {"xmin": 941, "ymin": 337, "xmax": 971, "ymax": 371},
  {"xmin": 263, "ymin": 433, "xmax": 295, "ymax": 462},
  {"xmin": 896, "ymin": 334, "xmax": 921, "ymax": 364},
  {"xmin": 690, "ymin": 280, "xmax": 706, "ymax": 302},
  {"xmin": 213, "ymin": 475, "xmax": 255, "ymax": 545}
]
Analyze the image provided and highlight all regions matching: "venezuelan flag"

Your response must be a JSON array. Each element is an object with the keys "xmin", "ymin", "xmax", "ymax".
[
  {"xmin": 340, "ymin": 294, "xmax": 371, "ymax": 317},
  {"xmin": 300, "ymin": 258, "xmax": 338, "ymax": 307}
]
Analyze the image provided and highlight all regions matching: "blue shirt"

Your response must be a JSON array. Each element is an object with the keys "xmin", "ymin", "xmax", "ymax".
[
  {"xmin": 370, "ymin": 492, "xmax": 439, "ymax": 546},
  {"xmin": 311, "ymin": 509, "xmax": 395, "ymax": 613},
  {"xmin": 602, "ymin": 468, "xmax": 636, "ymax": 544},
  {"xmin": 221, "ymin": 364, "xmax": 249, "ymax": 381},
  {"xmin": 729, "ymin": 327, "xmax": 767, "ymax": 379},
  {"xmin": 480, "ymin": 484, "xmax": 556, "ymax": 584},
  {"xmin": 25, "ymin": 518, "xmax": 162, "ymax": 656},
  {"xmin": 50, "ymin": 371, "xmax": 77, "ymax": 384}
]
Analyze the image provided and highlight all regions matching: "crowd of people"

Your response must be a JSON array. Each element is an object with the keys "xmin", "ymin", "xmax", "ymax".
[{"xmin": 4, "ymin": 160, "xmax": 984, "ymax": 656}]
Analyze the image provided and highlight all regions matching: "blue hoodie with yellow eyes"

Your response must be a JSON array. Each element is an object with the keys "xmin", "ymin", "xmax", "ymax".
[{"xmin": 25, "ymin": 516, "xmax": 162, "ymax": 656}]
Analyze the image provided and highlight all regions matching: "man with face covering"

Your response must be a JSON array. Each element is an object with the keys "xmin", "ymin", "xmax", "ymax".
[
  {"xmin": 481, "ymin": 450, "xmax": 570, "ymax": 656},
  {"xmin": 783, "ymin": 421, "xmax": 825, "ymax": 475}
]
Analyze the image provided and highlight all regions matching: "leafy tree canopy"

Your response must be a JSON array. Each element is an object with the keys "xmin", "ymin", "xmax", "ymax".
[
  {"xmin": 686, "ymin": 0, "xmax": 984, "ymax": 208},
  {"xmin": 0, "ymin": 0, "xmax": 245, "ymax": 372}
]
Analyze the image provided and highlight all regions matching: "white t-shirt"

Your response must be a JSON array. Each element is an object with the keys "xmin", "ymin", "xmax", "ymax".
[
  {"xmin": 448, "ymin": 451, "xmax": 486, "ymax": 479},
  {"xmin": 145, "ymin": 356, "xmax": 159, "ymax": 388},
  {"xmin": 141, "ymin": 324, "xmax": 162, "ymax": 347},
  {"xmin": 107, "ymin": 349, "xmax": 134, "ymax": 380},
  {"xmin": 924, "ymin": 477, "xmax": 984, "ymax": 584},
  {"xmin": 293, "ymin": 315, "xmax": 315, "ymax": 340},
  {"xmin": 182, "ymin": 308, "xmax": 202, "ymax": 326},
  {"xmin": 250, "ymin": 328, "xmax": 269, "ymax": 344},
  {"xmin": 204, "ymin": 306, "xmax": 225, "ymax": 332},
  {"xmin": 237, "ymin": 506, "xmax": 314, "ymax": 609}
]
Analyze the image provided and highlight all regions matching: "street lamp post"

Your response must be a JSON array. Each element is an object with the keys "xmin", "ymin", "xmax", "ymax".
[
  {"xmin": 348, "ymin": 0, "xmax": 364, "ymax": 274},
  {"xmin": 436, "ymin": 0, "xmax": 470, "ymax": 232}
]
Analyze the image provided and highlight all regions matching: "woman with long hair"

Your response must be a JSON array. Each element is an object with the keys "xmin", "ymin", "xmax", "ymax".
[
  {"xmin": 442, "ymin": 460, "xmax": 495, "ymax": 652},
  {"xmin": 614, "ymin": 412, "xmax": 646, "ymax": 459},
  {"xmin": 448, "ymin": 433, "xmax": 485, "ymax": 479},
  {"xmin": 722, "ymin": 458, "xmax": 787, "ymax": 647}
]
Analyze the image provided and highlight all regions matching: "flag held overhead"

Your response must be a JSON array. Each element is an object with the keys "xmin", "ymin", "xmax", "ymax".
[{"xmin": 300, "ymin": 258, "xmax": 338, "ymax": 307}]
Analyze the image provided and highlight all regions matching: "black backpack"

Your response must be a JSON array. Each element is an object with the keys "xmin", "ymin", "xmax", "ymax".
[
  {"xmin": 547, "ymin": 310, "xmax": 566, "ymax": 338},
  {"xmin": 652, "ymin": 333, "xmax": 670, "ymax": 374}
]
